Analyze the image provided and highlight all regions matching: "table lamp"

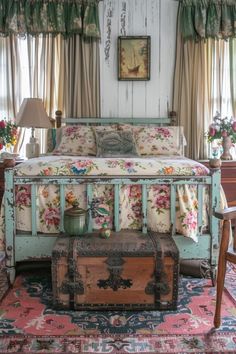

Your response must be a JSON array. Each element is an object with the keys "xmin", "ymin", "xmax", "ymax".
[{"xmin": 16, "ymin": 98, "xmax": 52, "ymax": 158}]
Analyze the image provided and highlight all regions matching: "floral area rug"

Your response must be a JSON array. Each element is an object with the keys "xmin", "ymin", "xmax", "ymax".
[{"xmin": 0, "ymin": 266, "xmax": 236, "ymax": 353}]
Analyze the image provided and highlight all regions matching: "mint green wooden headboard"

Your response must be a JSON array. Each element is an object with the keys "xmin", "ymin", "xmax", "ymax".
[{"xmin": 54, "ymin": 110, "xmax": 178, "ymax": 128}]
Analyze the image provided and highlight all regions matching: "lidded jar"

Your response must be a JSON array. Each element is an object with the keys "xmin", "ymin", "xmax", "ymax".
[{"xmin": 64, "ymin": 207, "xmax": 87, "ymax": 236}]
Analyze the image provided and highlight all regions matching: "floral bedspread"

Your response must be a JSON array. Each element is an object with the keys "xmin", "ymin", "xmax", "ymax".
[
  {"xmin": 0, "ymin": 155, "xmax": 211, "ymax": 250},
  {"xmin": 13, "ymin": 155, "xmax": 208, "ymax": 177}
]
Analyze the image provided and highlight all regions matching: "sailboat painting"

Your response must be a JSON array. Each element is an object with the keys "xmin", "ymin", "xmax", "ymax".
[{"xmin": 118, "ymin": 36, "xmax": 151, "ymax": 81}]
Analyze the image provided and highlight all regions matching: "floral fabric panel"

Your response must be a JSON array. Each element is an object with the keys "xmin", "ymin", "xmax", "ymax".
[
  {"xmin": 53, "ymin": 125, "xmax": 118, "ymax": 156},
  {"xmin": 0, "ymin": 0, "xmax": 100, "ymax": 39},
  {"xmin": 179, "ymin": 1, "xmax": 236, "ymax": 41},
  {"xmin": 53, "ymin": 125, "xmax": 97, "ymax": 156},
  {"xmin": 119, "ymin": 184, "xmax": 210, "ymax": 242},
  {"xmin": 14, "ymin": 155, "xmax": 208, "ymax": 177},
  {"xmin": 118, "ymin": 125, "xmax": 186, "ymax": 156},
  {"xmin": 134, "ymin": 126, "xmax": 186, "ymax": 156},
  {"xmin": 0, "ymin": 155, "xmax": 210, "ymax": 250}
]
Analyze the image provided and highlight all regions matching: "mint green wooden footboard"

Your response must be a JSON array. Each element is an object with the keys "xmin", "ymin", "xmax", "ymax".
[{"xmin": 4, "ymin": 168, "xmax": 221, "ymax": 283}]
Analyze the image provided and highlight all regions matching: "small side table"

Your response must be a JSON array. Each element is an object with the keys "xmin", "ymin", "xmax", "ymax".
[
  {"xmin": 199, "ymin": 160, "xmax": 236, "ymax": 207},
  {"xmin": 200, "ymin": 160, "xmax": 236, "ymax": 239}
]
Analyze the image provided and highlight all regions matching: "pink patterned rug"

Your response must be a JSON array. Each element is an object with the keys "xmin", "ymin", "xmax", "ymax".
[{"xmin": 0, "ymin": 264, "xmax": 235, "ymax": 353}]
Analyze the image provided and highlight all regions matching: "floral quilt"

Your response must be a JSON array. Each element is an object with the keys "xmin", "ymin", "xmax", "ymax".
[
  {"xmin": 13, "ymin": 155, "xmax": 207, "ymax": 177},
  {"xmin": 0, "ymin": 155, "xmax": 212, "ymax": 250}
]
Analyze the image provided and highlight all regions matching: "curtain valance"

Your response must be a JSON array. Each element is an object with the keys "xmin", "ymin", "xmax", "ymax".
[
  {"xmin": 180, "ymin": 0, "xmax": 236, "ymax": 41},
  {"xmin": 0, "ymin": 0, "xmax": 100, "ymax": 38}
]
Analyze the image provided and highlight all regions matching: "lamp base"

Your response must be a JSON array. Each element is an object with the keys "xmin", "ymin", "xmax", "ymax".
[{"xmin": 26, "ymin": 137, "xmax": 40, "ymax": 159}]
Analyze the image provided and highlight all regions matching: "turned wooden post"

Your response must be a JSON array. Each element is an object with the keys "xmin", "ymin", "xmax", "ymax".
[
  {"xmin": 55, "ymin": 110, "xmax": 62, "ymax": 128},
  {"xmin": 168, "ymin": 110, "xmax": 178, "ymax": 126}
]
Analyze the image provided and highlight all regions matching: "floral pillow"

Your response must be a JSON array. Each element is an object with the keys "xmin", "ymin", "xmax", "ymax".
[
  {"xmin": 134, "ymin": 126, "xmax": 186, "ymax": 156},
  {"xmin": 52, "ymin": 124, "xmax": 119, "ymax": 156},
  {"xmin": 95, "ymin": 130, "xmax": 139, "ymax": 157},
  {"xmin": 53, "ymin": 125, "xmax": 97, "ymax": 156},
  {"xmin": 118, "ymin": 124, "xmax": 186, "ymax": 156}
]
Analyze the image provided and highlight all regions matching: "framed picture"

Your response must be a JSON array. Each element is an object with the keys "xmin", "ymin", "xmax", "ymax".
[{"xmin": 118, "ymin": 36, "xmax": 151, "ymax": 81}]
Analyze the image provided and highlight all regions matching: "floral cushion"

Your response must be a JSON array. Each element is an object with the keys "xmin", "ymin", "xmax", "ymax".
[
  {"xmin": 119, "ymin": 124, "xmax": 186, "ymax": 156},
  {"xmin": 95, "ymin": 130, "xmax": 139, "ymax": 157},
  {"xmin": 52, "ymin": 124, "xmax": 186, "ymax": 156},
  {"xmin": 52, "ymin": 124, "xmax": 118, "ymax": 156},
  {"xmin": 53, "ymin": 125, "xmax": 96, "ymax": 156}
]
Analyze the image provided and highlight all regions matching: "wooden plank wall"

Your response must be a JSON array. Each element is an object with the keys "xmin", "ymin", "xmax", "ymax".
[{"xmin": 99, "ymin": 0, "xmax": 178, "ymax": 118}]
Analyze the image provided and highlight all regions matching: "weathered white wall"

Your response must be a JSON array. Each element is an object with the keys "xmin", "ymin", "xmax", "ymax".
[{"xmin": 99, "ymin": 0, "xmax": 178, "ymax": 118}]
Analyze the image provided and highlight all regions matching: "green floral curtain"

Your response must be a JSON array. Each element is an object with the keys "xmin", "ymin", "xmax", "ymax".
[
  {"xmin": 0, "ymin": 0, "xmax": 100, "ymax": 38},
  {"xmin": 180, "ymin": 0, "xmax": 236, "ymax": 41}
]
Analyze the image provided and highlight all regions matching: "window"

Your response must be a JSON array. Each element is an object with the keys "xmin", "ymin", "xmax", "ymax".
[
  {"xmin": 0, "ymin": 35, "xmax": 59, "ymax": 158},
  {"xmin": 208, "ymin": 40, "xmax": 236, "ymax": 159}
]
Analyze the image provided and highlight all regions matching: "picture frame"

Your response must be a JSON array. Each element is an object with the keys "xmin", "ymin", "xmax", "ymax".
[{"xmin": 118, "ymin": 36, "xmax": 151, "ymax": 81}]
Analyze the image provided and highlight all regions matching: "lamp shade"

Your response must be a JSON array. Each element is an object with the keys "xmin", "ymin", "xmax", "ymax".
[{"xmin": 16, "ymin": 98, "xmax": 51, "ymax": 129}]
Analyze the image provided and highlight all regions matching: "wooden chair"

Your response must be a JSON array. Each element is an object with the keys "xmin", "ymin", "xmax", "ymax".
[{"xmin": 213, "ymin": 207, "xmax": 236, "ymax": 328}]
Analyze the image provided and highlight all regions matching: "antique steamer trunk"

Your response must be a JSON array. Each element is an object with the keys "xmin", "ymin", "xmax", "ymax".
[{"xmin": 51, "ymin": 231, "xmax": 179, "ymax": 310}]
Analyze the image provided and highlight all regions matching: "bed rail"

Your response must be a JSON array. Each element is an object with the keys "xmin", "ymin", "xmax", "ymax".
[{"xmin": 4, "ymin": 168, "xmax": 221, "ymax": 284}]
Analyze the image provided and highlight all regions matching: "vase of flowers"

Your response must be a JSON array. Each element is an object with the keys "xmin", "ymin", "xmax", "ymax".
[
  {"xmin": 0, "ymin": 119, "xmax": 17, "ymax": 150},
  {"xmin": 0, "ymin": 119, "xmax": 18, "ymax": 164},
  {"xmin": 207, "ymin": 112, "xmax": 236, "ymax": 160}
]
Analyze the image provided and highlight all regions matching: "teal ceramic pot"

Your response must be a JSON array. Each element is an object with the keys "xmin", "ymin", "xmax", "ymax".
[{"xmin": 64, "ymin": 207, "xmax": 87, "ymax": 236}]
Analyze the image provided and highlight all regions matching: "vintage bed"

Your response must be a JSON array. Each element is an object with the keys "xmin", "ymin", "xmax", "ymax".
[{"xmin": 1, "ymin": 115, "xmax": 221, "ymax": 284}]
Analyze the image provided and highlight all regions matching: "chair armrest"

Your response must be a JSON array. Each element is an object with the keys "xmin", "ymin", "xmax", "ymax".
[{"xmin": 214, "ymin": 207, "xmax": 236, "ymax": 220}]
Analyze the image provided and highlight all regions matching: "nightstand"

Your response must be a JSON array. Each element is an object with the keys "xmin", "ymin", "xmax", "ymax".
[
  {"xmin": 199, "ymin": 160, "xmax": 236, "ymax": 207},
  {"xmin": 0, "ymin": 160, "xmax": 24, "ymax": 205},
  {"xmin": 199, "ymin": 160, "xmax": 236, "ymax": 250}
]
